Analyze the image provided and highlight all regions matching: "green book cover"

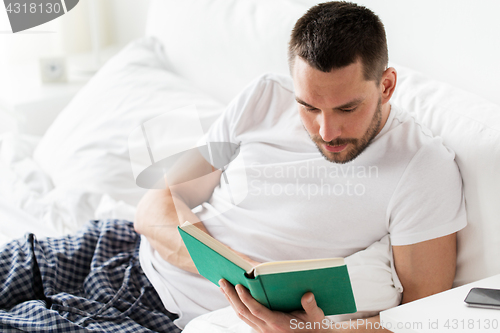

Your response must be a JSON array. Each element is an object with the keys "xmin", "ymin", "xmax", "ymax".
[{"xmin": 178, "ymin": 222, "xmax": 357, "ymax": 315}]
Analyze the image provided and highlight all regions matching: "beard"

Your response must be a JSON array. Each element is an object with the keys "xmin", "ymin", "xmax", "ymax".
[{"xmin": 309, "ymin": 98, "xmax": 383, "ymax": 164}]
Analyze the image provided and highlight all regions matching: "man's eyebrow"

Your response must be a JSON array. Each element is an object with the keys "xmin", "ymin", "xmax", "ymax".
[
  {"xmin": 295, "ymin": 97, "xmax": 317, "ymax": 109},
  {"xmin": 295, "ymin": 96, "xmax": 364, "ymax": 110}
]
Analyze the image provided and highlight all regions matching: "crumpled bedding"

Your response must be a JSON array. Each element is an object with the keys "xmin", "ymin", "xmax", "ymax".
[{"xmin": 0, "ymin": 132, "xmax": 136, "ymax": 246}]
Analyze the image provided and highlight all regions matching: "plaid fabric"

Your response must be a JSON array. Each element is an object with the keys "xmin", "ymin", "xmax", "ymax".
[{"xmin": 0, "ymin": 219, "xmax": 182, "ymax": 333}]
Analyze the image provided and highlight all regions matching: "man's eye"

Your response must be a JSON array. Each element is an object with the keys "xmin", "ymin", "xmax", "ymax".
[
  {"xmin": 302, "ymin": 105, "xmax": 319, "ymax": 113},
  {"xmin": 341, "ymin": 107, "xmax": 357, "ymax": 113}
]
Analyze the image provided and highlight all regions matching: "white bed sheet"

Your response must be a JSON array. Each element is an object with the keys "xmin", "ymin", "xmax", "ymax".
[
  {"xmin": 0, "ymin": 132, "xmax": 137, "ymax": 247},
  {"xmin": 0, "ymin": 132, "xmax": 91, "ymax": 243},
  {"xmin": 0, "ymin": 197, "xmax": 58, "ymax": 246}
]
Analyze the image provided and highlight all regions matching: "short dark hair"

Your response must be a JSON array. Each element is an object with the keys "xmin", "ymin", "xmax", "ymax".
[{"xmin": 288, "ymin": 1, "xmax": 388, "ymax": 82}]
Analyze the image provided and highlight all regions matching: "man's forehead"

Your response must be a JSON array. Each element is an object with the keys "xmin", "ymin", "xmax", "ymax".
[
  {"xmin": 295, "ymin": 95, "xmax": 364, "ymax": 110},
  {"xmin": 292, "ymin": 57, "xmax": 371, "ymax": 108}
]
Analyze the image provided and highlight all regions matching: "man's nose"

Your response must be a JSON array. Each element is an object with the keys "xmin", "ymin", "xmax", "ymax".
[{"xmin": 318, "ymin": 113, "xmax": 342, "ymax": 142}]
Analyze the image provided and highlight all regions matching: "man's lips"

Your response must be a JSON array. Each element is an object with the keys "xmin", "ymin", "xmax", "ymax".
[{"xmin": 324, "ymin": 143, "xmax": 348, "ymax": 152}]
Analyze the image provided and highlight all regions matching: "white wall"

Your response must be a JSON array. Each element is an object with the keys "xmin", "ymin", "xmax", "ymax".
[
  {"xmin": 295, "ymin": 0, "xmax": 500, "ymax": 105},
  {"xmin": 106, "ymin": 0, "xmax": 151, "ymax": 47}
]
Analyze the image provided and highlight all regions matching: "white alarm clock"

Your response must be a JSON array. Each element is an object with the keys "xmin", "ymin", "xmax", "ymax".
[{"xmin": 39, "ymin": 57, "xmax": 67, "ymax": 83}]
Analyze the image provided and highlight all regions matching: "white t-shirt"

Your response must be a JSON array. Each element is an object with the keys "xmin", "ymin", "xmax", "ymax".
[{"xmin": 139, "ymin": 73, "xmax": 467, "ymax": 328}]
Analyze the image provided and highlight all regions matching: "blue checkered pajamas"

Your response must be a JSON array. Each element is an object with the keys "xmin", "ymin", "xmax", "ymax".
[{"xmin": 0, "ymin": 219, "xmax": 182, "ymax": 333}]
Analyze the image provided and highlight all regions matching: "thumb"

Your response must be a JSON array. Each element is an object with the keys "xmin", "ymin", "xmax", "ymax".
[{"xmin": 301, "ymin": 292, "xmax": 325, "ymax": 320}]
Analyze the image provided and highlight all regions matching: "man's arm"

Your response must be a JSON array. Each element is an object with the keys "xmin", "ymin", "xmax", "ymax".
[
  {"xmin": 134, "ymin": 149, "xmax": 222, "ymax": 274},
  {"xmin": 221, "ymin": 232, "xmax": 458, "ymax": 332},
  {"xmin": 392, "ymin": 232, "xmax": 457, "ymax": 303},
  {"xmin": 134, "ymin": 148, "xmax": 260, "ymax": 273}
]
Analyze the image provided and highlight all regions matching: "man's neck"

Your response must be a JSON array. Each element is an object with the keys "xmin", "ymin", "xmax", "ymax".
[{"xmin": 376, "ymin": 102, "xmax": 392, "ymax": 136}]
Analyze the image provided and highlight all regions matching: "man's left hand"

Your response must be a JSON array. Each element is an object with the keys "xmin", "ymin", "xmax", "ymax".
[{"xmin": 219, "ymin": 278, "xmax": 330, "ymax": 333}]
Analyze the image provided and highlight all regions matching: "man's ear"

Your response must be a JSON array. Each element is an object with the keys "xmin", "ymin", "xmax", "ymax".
[{"xmin": 380, "ymin": 67, "xmax": 397, "ymax": 104}]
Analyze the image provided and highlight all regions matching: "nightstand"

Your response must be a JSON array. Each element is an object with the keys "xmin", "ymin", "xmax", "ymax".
[
  {"xmin": 380, "ymin": 274, "xmax": 500, "ymax": 332},
  {"xmin": 0, "ymin": 64, "xmax": 88, "ymax": 136}
]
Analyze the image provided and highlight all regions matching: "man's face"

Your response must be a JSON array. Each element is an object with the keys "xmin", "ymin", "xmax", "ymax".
[{"xmin": 292, "ymin": 56, "xmax": 386, "ymax": 164}]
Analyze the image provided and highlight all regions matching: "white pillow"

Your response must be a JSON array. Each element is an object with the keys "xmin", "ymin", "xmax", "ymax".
[
  {"xmin": 146, "ymin": 0, "xmax": 307, "ymax": 105},
  {"xmin": 391, "ymin": 63, "xmax": 500, "ymax": 286},
  {"xmin": 33, "ymin": 37, "xmax": 225, "ymax": 207}
]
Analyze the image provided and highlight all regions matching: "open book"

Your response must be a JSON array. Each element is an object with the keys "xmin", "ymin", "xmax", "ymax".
[{"xmin": 178, "ymin": 221, "xmax": 357, "ymax": 315}]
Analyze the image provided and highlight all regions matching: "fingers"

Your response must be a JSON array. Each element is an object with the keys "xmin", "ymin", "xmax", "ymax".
[
  {"xmin": 219, "ymin": 279, "xmax": 327, "ymax": 333},
  {"xmin": 226, "ymin": 293, "xmax": 261, "ymax": 331},
  {"xmin": 235, "ymin": 284, "xmax": 276, "ymax": 322},
  {"xmin": 219, "ymin": 279, "xmax": 266, "ymax": 328},
  {"xmin": 300, "ymin": 292, "xmax": 325, "ymax": 321}
]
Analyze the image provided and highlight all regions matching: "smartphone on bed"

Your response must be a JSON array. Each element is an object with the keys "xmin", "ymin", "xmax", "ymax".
[{"xmin": 464, "ymin": 288, "xmax": 500, "ymax": 309}]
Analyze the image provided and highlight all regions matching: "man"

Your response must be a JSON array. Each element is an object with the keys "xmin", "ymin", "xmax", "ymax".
[
  {"xmin": 135, "ymin": 1, "xmax": 466, "ymax": 332},
  {"xmin": 0, "ymin": 2, "xmax": 465, "ymax": 332}
]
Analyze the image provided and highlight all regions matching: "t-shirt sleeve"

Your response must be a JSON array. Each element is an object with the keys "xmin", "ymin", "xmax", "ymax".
[
  {"xmin": 196, "ymin": 101, "xmax": 239, "ymax": 150},
  {"xmin": 387, "ymin": 139, "xmax": 467, "ymax": 246}
]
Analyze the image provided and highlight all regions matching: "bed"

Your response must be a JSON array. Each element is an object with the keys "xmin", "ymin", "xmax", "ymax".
[{"xmin": 1, "ymin": 0, "xmax": 499, "ymax": 332}]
